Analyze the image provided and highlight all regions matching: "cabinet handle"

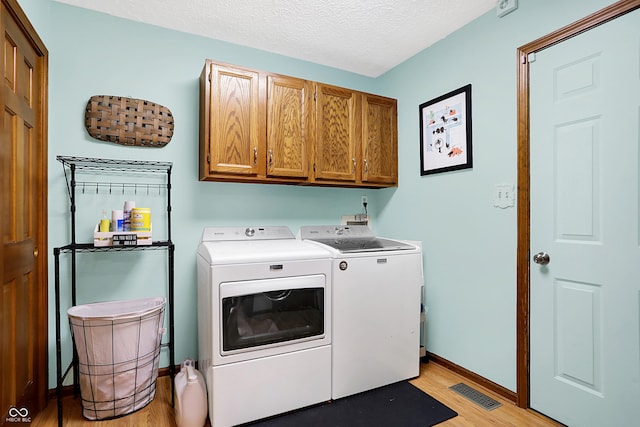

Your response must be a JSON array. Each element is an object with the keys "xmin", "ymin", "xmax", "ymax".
[
  {"xmin": 352, "ymin": 158, "xmax": 356, "ymax": 173},
  {"xmin": 269, "ymin": 149, "xmax": 273, "ymax": 167},
  {"xmin": 253, "ymin": 147, "xmax": 257, "ymax": 166},
  {"xmin": 364, "ymin": 159, "xmax": 368, "ymax": 174}
]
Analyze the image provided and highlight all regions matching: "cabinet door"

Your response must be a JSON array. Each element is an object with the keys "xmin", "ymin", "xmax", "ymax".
[
  {"xmin": 362, "ymin": 94, "xmax": 397, "ymax": 185},
  {"xmin": 267, "ymin": 75, "xmax": 311, "ymax": 178},
  {"xmin": 314, "ymin": 84, "xmax": 359, "ymax": 182},
  {"xmin": 207, "ymin": 63, "xmax": 263, "ymax": 175}
]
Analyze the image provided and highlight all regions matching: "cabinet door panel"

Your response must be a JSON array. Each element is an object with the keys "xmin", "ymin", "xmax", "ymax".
[
  {"xmin": 314, "ymin": 84, "xmax": 358, "ymax": 182},
  {"xmin": 209, "ymin": 64, "xmax": 261, "ymax": 175},
  {"xmin": 362, "ymin": 94, "xmax": 397, "ymax": 184},
  {"xmin": 267, "ymin": 75, "xmax": 310, "ymax": 178}
]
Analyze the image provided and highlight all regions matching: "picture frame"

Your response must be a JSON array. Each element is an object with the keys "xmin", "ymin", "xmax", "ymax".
[{"xmin": 419, "ymin": 84, "xmax": 472, "ymax": 175}]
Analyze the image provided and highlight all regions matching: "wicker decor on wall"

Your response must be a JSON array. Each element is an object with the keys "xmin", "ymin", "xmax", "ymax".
[{"xmin": 84, "ymin": 95, "xmax": 174, "ymax": 147}]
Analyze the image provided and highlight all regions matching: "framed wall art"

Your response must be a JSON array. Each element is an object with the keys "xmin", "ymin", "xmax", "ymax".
[{"xmin": 419, "ymin": 84, "xmax": 472, "ymax": 175}]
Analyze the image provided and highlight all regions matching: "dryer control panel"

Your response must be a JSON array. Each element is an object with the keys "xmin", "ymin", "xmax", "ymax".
[{"xmin": 201, "ymin": 226, "xmax": 294, "ymax": 242}]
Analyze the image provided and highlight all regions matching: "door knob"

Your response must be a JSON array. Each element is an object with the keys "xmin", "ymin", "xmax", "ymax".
[{"xmin": 533, "ymin": 252, "xmax": 550, "ymax": 265}]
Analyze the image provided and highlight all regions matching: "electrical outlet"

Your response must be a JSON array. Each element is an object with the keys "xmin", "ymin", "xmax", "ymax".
[
  {"xmin": 496, "ymin": 0, "xmax": 517, "ymax": 18},
  {"xmin": 341, "ymin": 214, "xmax": 369, "ymax": 226}
]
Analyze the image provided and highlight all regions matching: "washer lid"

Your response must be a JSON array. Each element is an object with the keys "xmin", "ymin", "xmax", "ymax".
[
  {"xmin": 308, "ymin": 237, "xmax": 415, "ymax": 253},
  {"xmin": 299, "ymin": 225, "xmax": 416, "ymax": 253},
  {"xmin": 198, "ymin": 238, "xmax": 332, "ymax": 264}
]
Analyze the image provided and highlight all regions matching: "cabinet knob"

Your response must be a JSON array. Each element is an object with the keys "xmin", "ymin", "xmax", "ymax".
[
  {"xmin": 269, "ymin": 149, "xmax": 273, "ymax": 167},
  {"xmin": 33, "ymin": 247, "xmax": 39, "ymax": 258},
  {"xmin": 364, "ymin": 159, "xmax": 368, "ymax": 174},
  {"xmin": 253, "ymin": 147, "xmax": 258, "ymax": 166},
  {"xmin": 352, "ymin": 158, "xmax": 356, "ymax": 173}
]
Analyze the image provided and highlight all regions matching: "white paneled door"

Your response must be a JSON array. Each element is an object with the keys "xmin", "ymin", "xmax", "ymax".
[{"xmin": 530, "ymin": 9, "xmax": 640, "ymax": 426}]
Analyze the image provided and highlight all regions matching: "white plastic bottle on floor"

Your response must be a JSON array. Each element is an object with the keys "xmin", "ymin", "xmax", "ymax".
[{"xmin": 174, "ymin": 359, "xmax": 208, "ymax": 427}]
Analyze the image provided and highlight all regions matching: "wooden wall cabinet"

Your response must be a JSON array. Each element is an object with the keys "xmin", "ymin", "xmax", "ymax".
[
  {"xmin": 200, "ymin": 60, "xmax": 398, "ymax": 188},
  {"xmin": 313, "ymin": 83, "xmax": 359, "ymax": 183},
  {"xmin": 313, "ymin": 87, "xmax": 398, "ymax": 186},
  {"xmin": 201, "ymin": 62, "xmax": 263, "ymax": 177},
  {"xmin": 266, "ymin": 74, "xmax": 312, "ymax": 179},
  {"xmin": 361, "ymin": 93, "xmax": 398, "ymax": 185}
]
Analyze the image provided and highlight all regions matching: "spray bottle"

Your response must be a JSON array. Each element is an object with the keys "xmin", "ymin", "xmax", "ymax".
[{"xmin": 99, "ymin": 210, "xmax": 110, "ymax": 232}]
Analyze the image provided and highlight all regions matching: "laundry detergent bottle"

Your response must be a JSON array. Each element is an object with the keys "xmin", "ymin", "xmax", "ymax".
[{"xmin": 174, "ymin": 359, "xmax": 208, "ymax": 427}]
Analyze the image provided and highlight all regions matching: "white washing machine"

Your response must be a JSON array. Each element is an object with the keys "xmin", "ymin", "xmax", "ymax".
[
  {"xmin": 197, "ymin": 226, "xmax": 332, "ymax": 426},
  {"xmin": 299, "ymin": 225, "xmax": 424, "ymax": 400}
]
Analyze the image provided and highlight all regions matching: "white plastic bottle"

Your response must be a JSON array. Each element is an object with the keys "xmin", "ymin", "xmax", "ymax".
[
  {"xmin": 174, "ymin": 359, "xmax": 208, "ymax": 427},
  {"xmin": 123, "ymin": 200, "xmax": 135, "ymax": 231}
]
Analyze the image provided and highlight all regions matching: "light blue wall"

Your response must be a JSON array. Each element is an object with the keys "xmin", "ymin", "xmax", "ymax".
[
  {"xmin": 374, "ymin": 0, "xmax": 618, "ymax": 390},
  {"xmin": 24, "ymin": 0, "xmax": 617, "ymax": 390},
  {"xmin": 38, "ymin": 1, "xmax": 381, "ymax": 388}
]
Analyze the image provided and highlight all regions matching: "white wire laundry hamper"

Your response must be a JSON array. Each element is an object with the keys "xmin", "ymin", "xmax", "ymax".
[{"xmin": 67, "ymin": 297, "xmax": 166, "ymax": 420}]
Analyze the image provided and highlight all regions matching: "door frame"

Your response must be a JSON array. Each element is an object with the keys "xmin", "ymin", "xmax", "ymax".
[
  {"xmin": 1, "ymin": 0, "xmax": 49, "ymax": 415},
  {"xmin": 516, "ymin": 0, "xmax": 640, "ymax": 408}
]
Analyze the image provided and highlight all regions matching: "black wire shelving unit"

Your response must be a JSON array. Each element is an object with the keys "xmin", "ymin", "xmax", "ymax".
[{"xmin": 53, "ymin": 155, "xmax": 175, "ymax": 427}]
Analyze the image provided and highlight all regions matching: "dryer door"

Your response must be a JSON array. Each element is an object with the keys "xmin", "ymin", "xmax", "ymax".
[{"xmin": 219, "ymin": 275, "xmax": 326, "ymax": 354}]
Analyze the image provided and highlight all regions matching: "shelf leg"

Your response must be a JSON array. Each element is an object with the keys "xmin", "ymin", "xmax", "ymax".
[
  {"xmin": 169, "ymin": 243, "xmax": 176, "ymax": 406},
  {"xmin": 54, "ymin": 249, "xmax": 63, "ymax": 427}
]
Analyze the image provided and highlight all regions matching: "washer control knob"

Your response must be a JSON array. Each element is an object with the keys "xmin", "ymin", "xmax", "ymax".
[{"xmin": 245, "ymin": 227, "xmax": 256, "ymax": 237}]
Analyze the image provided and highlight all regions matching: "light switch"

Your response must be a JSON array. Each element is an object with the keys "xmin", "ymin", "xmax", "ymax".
[{"xmin": 494, "ymin": 184, "xmax": 515, "ymax": 208}]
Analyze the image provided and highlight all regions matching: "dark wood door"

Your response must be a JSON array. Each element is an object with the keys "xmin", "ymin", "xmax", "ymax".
[{"xmin": 0, "ymin": 0, "xmax": 48, "ymax": 424}]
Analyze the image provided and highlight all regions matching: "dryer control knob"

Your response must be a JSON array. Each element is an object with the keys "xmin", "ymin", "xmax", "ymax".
[{"xmin": 245, "ymin": 227, "xmax": 256, "ymax": 237}]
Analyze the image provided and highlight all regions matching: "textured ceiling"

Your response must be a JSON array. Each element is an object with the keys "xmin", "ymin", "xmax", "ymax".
[{"xmin": 54, "ymin": 0, "xmax": 496, "ymax": 77}]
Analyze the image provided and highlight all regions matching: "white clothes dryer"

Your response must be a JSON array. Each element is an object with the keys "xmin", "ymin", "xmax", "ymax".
[
  {"xmin": 197, "ymin": 226, "xmax": 332, "ymax": 426},
  {"xmin": 299, "ymin": 225, "xmax": 424, "ymax": 400}
]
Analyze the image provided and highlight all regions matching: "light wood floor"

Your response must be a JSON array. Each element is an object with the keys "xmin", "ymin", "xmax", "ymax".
[{"xmin": 32, "ymin": 361, "xmax": 563, "ymax": 426}]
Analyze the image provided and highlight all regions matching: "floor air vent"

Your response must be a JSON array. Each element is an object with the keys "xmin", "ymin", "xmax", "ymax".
[{"xmin": 449, "ymin": 383, "xmax": 502, "ymax": 411}]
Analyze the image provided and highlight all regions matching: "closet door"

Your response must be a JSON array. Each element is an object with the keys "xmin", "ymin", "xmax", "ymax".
[
  {"xmin": 529, "ymin": 8, "xmax": 640, "ymax": 426},
  {"xmin": 0, "ymin": 0, "xmax": 49, "ymax": 420}
]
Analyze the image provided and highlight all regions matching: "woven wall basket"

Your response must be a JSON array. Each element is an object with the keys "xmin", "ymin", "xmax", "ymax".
[{"xmin": 84, "ymin": 95, "xmax": 174, "ymax": 147}]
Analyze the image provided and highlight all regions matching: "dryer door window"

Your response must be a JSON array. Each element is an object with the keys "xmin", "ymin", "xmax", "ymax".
[{"xmin": 219, "ymin": 275, "xmax": 326, "ymax": 352}]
